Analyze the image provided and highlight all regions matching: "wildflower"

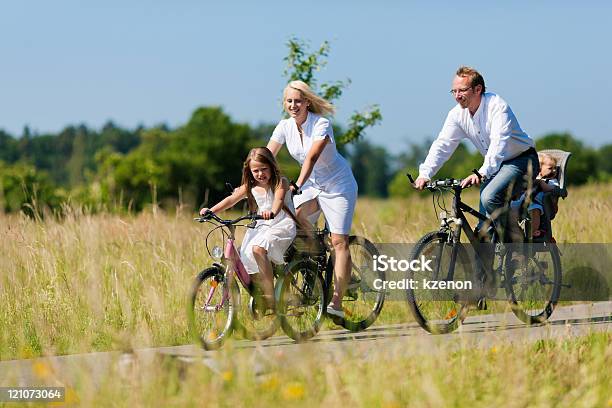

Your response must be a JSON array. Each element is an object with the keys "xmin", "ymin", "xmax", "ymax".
[
  {"xmin": 282, "ymin": 381, "xmax": 305, "ymax": 400},
  {"xmin": 222, "ymin": 370, "xmax": 233, "ymax": 382},
  {"xmin": 32, "ymin": 361, "xmax": 53, "ymax": 379}
]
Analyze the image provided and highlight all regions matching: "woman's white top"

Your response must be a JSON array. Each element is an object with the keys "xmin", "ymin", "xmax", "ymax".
[{"xmin": 270, "ymin": 112, "xmax": 356, "ymax": 194}]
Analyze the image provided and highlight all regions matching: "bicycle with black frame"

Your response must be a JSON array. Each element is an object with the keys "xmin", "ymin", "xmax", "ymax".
[
  {"xmin": 405, "ymin": 170, "xmax": 565, "ymax": 334},
  {"xmin": 273, "ymin": 183, "xmax": 386, "ymax": 341}
]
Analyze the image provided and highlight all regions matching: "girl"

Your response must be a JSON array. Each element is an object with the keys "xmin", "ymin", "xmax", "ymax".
[{"xmin": 200, "ymin": 147, "xmax": 297, "ymax": 311}]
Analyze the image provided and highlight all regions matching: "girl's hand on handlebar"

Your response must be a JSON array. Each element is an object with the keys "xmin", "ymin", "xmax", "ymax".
[
  {"xmin": 460, "ymin": 173, "xmax": 481, "ymax": 188},
  {"xmin": 260, "ymin": 210, "xmax": 274, "ymax": 220},
  {"xmin": 199, "ymin": 207, "xmax": 211, "ymax": 216}
]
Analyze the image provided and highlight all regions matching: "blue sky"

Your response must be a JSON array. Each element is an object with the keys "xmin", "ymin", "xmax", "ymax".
[{"xmin": 2, "ymin": 1, "xmax": 611, "ymax": 152}]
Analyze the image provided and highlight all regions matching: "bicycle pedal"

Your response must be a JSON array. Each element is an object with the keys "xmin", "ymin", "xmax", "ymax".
[{"xmin": 476, "ymin": 298, "xmax": 487, "ymax": 310}]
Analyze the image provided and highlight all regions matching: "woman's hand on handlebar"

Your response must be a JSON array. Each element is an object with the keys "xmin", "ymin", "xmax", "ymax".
[{"xmin": 289, "ymin": 180, "xmax": 302, "ymax": 196}]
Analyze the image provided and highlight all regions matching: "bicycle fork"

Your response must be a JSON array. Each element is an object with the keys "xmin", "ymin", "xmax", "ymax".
[{"xmin": 201, "ymin": 266, "xmax": 231, "ymax": 312}]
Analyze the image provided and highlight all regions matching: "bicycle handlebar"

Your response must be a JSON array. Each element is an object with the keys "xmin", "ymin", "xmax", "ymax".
[
  {"xmin": 194, "ymin": 210, "xmax": 269, "ymax": 225},
  {"xmin": 407, "ymin": 169, "xmax": 484, "ymax": 191},
  {"xmin": 407, "ymin": 173, "xmax": 464, "ymax": 190},
  {"xmin": 424, "ymin": 178, "xmax": 463, "ymax": 190},
  {"xmin": 289, "ymin": 180, "xmax": 302, "ymax": 196}
]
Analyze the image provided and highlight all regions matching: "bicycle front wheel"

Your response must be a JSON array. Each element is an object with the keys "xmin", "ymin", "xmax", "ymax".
[
  {"xmin": 275, "ymin": 258, "xmax": 325, "ymax": 342},
  {"xmin": 188, "ymin": 266, "xmax": 237, "ymax": 350},
  {"xmin": 233, "ymin": 287, "xmax": 279, "ymax": 341},
  {"xmin": 338, "ymin": 236, "xmax": 386, "ymax": 332},
  {"xmin": 504, "ymin": 243, "xmax": 562, "ymax": 324},
  {"xmin": 406, "ymin": 231, "xmax": 471, "ymax": 334}
]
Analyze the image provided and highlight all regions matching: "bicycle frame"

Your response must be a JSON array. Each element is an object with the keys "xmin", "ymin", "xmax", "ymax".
[
  {"xmin": 441, "ymin": 184, "xmax": 495, "ymax": 276},
  {"xmin": 200, "ymin": 219, "xmax": 255, "ymax": 312}
]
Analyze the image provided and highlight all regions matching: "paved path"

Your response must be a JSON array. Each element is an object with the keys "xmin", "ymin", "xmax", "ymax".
[{"xmin": 1, "ymin": 302, "xmax": 610, "ymax": 387}]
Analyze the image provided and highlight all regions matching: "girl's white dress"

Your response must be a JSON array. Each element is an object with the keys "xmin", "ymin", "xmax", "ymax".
[{"xmin": 240, "ymin": 187, "xmax": 297, "ymax": 274}]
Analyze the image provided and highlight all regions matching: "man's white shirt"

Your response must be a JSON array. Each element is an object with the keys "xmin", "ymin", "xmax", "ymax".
[{"xmin": 418, "ymin": 92, "xmax": 534, "ymax": 180}]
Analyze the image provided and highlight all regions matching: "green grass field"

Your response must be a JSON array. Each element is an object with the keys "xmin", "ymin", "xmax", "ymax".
[{"xmin": 0, "ymin": 184, "xmax": 610, "ymax": 406}]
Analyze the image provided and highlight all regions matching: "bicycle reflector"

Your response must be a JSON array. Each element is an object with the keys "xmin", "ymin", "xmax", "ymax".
[{"xmin": 212, "ymin": 246, "xmax": 223, "ymax": 260}]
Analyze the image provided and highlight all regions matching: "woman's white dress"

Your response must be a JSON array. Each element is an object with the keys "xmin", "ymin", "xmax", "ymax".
[
  {"xmin": 240, "ymin": 187, "xmax": 297, "ymax": 274},
  {"xmin": 270, "ymin": 112, "xmax": 357, "ymax": 234}
]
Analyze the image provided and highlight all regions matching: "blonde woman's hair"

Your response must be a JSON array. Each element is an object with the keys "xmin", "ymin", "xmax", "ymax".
[{"xmin": 283, "ymin": 80, "xmax": 336, "ymax": 116}]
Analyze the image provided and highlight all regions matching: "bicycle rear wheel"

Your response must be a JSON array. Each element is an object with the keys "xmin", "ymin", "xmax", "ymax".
[
  {"xmin": 275, "ymin": 258, "xmax": 325, "ymax": 342},
  {"xmin": 189, "ymin": 266, "xmax": 236, "ymax": 350},
  {"xmin": 504, "ymin": 243, "xmax": 561, "ymax": 324},
  {"xmin": 406, "ymin": 231, "xmax": 471, "ymax": 334},
  {"xmin": 338, "ymin": 236, "xmax": 386, "ymax": 332}
]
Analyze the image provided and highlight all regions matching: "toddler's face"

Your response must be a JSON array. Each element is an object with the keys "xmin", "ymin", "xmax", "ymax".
[{"xmin": 539, "ymin": 157, "xmax": 556, "ymax": 178}]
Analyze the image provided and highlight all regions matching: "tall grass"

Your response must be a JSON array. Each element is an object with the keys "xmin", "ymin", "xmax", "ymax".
[
  {"xmin": 0, "ymin": 184, "xmax": 610, "ymax": 361},
  {"xmin": 3, "ymin": 332, "xmax": 609, "ymax": 407}
]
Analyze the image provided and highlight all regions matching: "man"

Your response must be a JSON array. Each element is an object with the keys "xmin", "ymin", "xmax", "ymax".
[{"xmin": 415, "ymin": 66, "xmax": 539, "ymax": 238}]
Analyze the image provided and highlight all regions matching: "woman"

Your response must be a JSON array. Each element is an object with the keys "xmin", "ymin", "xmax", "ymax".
[{"xmin": 266, "ymin": 80, "xmax": 358, "ymax": 320}]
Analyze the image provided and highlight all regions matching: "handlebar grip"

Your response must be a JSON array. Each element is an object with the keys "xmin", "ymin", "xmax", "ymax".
[{"xmin": 290, "ymin": 180, "xmax": 302, "ymax": 195}]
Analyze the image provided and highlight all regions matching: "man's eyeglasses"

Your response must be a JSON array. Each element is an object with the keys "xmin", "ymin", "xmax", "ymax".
[{"xmin": 449, "ymin": 86, "xmax": 472, "ymax": 96}]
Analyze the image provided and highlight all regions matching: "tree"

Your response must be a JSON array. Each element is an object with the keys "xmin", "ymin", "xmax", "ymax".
[
  {"xmin": 0, "ymin": 130, "xmax": 19, "ymax": 163},
  {"xmin": 597, "ymin": 144, "xmax": 612, "ymax": 179},
  {"xmin": 104, "ymin": 107, "xmax": 252, "ymax": 211},
  {"xmin": 283, "ymin": 38, "xmax": 382, "ymax": 145},
  {"xmin": 349, "ymin": 140, "xmax": 391, "ymax": 197},
  {"xmin": 0, "ymin": 161, "xmax": 62, "ymax": 216}
]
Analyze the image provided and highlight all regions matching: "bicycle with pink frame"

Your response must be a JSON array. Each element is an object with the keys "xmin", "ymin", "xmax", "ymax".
[{"xmin": 188, "ymin": 210, "xmax": 280, "ymax": 350}]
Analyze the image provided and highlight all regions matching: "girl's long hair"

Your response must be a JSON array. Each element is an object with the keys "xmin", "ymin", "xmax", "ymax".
[
  {"xmin": 283, "ymin": 80, "xmax": 335, "ymax": 116},
  {"xmin": 241, "ymin": 147, "xmax": 282, "ymax": 213}
]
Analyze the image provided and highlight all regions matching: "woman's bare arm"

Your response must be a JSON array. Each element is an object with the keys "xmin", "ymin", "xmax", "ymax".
[{"xmin": 295, "ymin": 137, "xmax": 329, "ymax": 188}]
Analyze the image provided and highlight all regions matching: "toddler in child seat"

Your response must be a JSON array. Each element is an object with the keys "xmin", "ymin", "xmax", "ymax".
[
  {"xmin": 200, "ymin": 147, "xmax": 297, "ymax": 312},
  {"xmin": 511, "ymin": 152, "xmax": 560, "ymax": 239}
]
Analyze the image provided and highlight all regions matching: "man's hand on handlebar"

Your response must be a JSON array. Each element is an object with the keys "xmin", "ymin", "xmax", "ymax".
[
  {"xmin": 414, "ymin": 177, "xmax": 430, "ymax": 190},
  {"xmin": 460, "ymin": 173, "xmax": 481, "ymax": 189}
]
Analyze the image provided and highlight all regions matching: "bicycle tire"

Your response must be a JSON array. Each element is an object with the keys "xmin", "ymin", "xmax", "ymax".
[
  {"xmin": 337, "ymin": 236, "xmax": 386, "ymax": 332},
  {"xmin": 503, "ymin": 243, "xmax": 562, "ymax": 324},
  {"xmin": 188, "ymin": 266, "xmax": 237, "ymax": 350},
  {"xmin": 233, "ymin": 285, "xmax": 280, "ymax": 341},
  {"xmin": 275, "ymin": 258, "xmax": 325, "ymax": 342},
  {"xmin": 406, "ymin": 231, "xmax": 471, "ymax": 334}
]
